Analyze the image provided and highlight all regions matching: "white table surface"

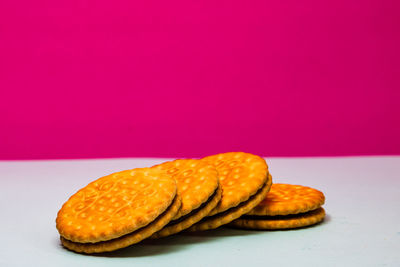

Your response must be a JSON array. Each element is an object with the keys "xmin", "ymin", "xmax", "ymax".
[{"xmin": 0, "ymin": 156, "xmax": 399, "ymax": 267}]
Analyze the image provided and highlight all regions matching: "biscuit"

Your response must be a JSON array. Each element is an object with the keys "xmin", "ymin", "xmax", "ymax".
[
  {"xmin": 60, "ymin": 196, "xmax": 181, "ymax": 253},
  {"xmin": 188, "ymin": 174, "xmax": 272, "ymax": 231},
  {"xmin": 152, "ymin": 184, "xmax": 222, "ymax": 238},
  {"xmin": 56, "ymin": 168, "xmax": 179, "ymax": 253},
  {"xmin": 229, "ymin": 183, "xmax": 326, "ymax": 230},
  {"xmin": 150, "ymin": 159, "xmax": 221, "ymax": 238},
  {"xmin": 229, "ymin": 207, "xmax": 325, "ymax": 230},
  {"xmin": 247, "ymin": 183, "xmax": 325, "ymax": 216},
  {"xmin": 187, "ymin": 152, "xmax": 271, "ymax": 231}
]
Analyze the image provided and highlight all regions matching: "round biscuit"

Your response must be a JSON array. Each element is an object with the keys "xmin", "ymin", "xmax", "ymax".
[
  {"xmin": 202, "ymin": 152, "xmax": 268, "ymax": 215},
  {"xmin": 186, "ymin": 173, "xmax": 272, "ymax": 232},
  {"xmin": 60, "ymin": 195, "xmax": 181, "ymax": 253},
  {"xmin": 247, "ymin": 183, "xmax": 325, "ymax": 216},
  {"xmin": 229, "ymin": 207, "xmax": 325, "ymax": 230},
  {"xmin": 151, "ymin": 184, "xmax": 222, "ymax": 238},
  {"xmin": 152, "ymin": 159, "xmax": 219, "ymax": 220},
  {"xmin": 56, "ymin": 168, "xmax": 177, "ymax": 243}
]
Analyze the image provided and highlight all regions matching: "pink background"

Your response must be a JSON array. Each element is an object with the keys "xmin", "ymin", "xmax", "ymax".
[{"xmin": 1, "ymin": 0, "xmax": 399, "ymax": 159}]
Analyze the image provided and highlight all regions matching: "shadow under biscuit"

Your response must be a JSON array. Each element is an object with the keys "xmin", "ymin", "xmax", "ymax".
[
  {"xmin": 181, "ymin": 227, "xmax": 262, "ymax": 238},
  {"xmin": 89, "ymin": 240, "xmax": 184, "ymax": 258},
  {"xmin": 146, "ymin": 228, "xmax": 259, "ymax": 247},
  {"xmin": 54, "ymin": 226, "xmax": 259, "ymax": 257}
]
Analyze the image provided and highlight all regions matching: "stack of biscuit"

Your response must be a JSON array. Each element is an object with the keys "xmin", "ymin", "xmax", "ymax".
[
  {"xmin": 229, "ymin": 184, "xmax": 325, "ymax": 230},
  {"xmin": 56, "ymin": 152, "xmax": 325, "ymax": 254}
]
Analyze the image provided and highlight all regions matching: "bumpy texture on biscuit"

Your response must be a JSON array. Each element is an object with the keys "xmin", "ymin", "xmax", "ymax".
[
  {"xmin": 186, "ymin": 173, "xmax": 272, "ymax": 232},
  {"xmin": 152, "ymin": 159, "xmax": 219, "ymax": 220},
  {"xmin": 229, "ymin": 207, "xmax": 325, "ymax": 230},
  {"xmin": 56, "ymin": 168, "xmax": 177, "ymax": 243},
  {"xmin": 202, "ymin": 152, "xmax": 268, "ymax": 215},
  {"xmin": 60, "ymin": 195, "xmax": 181, "ymax": 253},
  {"xmin": 247, "ymin": 183, "xmax": 325, "ymax": 216},
  {"xmin": 151, "ymin": 184, "xmax": 222, "ymax": 238}
]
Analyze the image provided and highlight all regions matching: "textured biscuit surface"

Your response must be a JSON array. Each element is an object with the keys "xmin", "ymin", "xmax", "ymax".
[
  {"xmin": 60, "ymin": 195, "xmax": 181, "ymax": 253},
  {"xmin": 247, "ymin": 183, "xmax": 325, "ymax": 216},
  {"xmin": 229, "ymin": 207, "xmax": 325, "ymax": 230},
  {"xmin": 202, "ymin": 152, "xmax": 268, "ymax": 215},
  {"xmin": 186, "ymin": 173, "xmax": 272, "ymax": 232},
  {"xmin": 56, "ymin": 168, "xmax": 177, "ymax": 243},
  {"xmin": 151, "ymin": 184, "xmax": 222, "ymax": 238},
  {"xmin": 152, "ymin": 159, "xmax": 219, "ymax": 220}
]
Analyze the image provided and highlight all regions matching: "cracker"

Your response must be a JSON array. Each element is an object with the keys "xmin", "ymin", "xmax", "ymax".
[
  {"xmin": 202, "ymin": 152, "xmax": 269, "ymax": 216},
  {"xmin": 247, "ymin": 183, "xmax": 325, "ymax": 216},
  {"xmin": 186, "ymin": 173, "xmax": 272, "ymax": 232},
  {"xmin": 229, "ymin": 207, "xmax": 325, "ymax": 230},
  {"xmin": 60, "ymin": 195, "xmax": 181, "ymax": 253},
  {"xmin": 151, "ymin": 184, "xmax": 222, "ymax": 238},
  {"xmin": 152, "ymin": 159, "xmax": 219, "ymax": 220},
  {"xmin": 56, "ymin": 168, "xmax": 177, "ymax": 243}
]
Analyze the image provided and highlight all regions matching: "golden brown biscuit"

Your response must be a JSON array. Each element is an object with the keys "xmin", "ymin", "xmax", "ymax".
[
  {"xmin": 152, "ymin": 185, "xmax": 222, "ymax": 238},
  {"xmin": 153, "ymin": 159, "xmax": 220, "ymax": 220},
  {"xmin": 230, "ymin": 208, "xmax": 325, "ymax": 230},
  {"xmin": 187, "ymin": 174, "xmax": 272, "ymax": 231},
  {"xmin": 187, "ymin": 152, "xmax": 271, "ymax": 231},
  {"xmin": 56, "ymin": 168, "xmax": 178, "ymax": 253},
  {"xmin": 150, "ymin": 159, "xmax": 221, "ymax": 238},
  {"xmin": 60, "ymin": 195, "xmax": 181, "ymax": 253},
  {"xmin": 247, "ymin": 183, "xmax": 325, "ymax": 216},
  {"xmin": 229, "ymin": 183, "xmax": 326, "ymax": 230}
]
